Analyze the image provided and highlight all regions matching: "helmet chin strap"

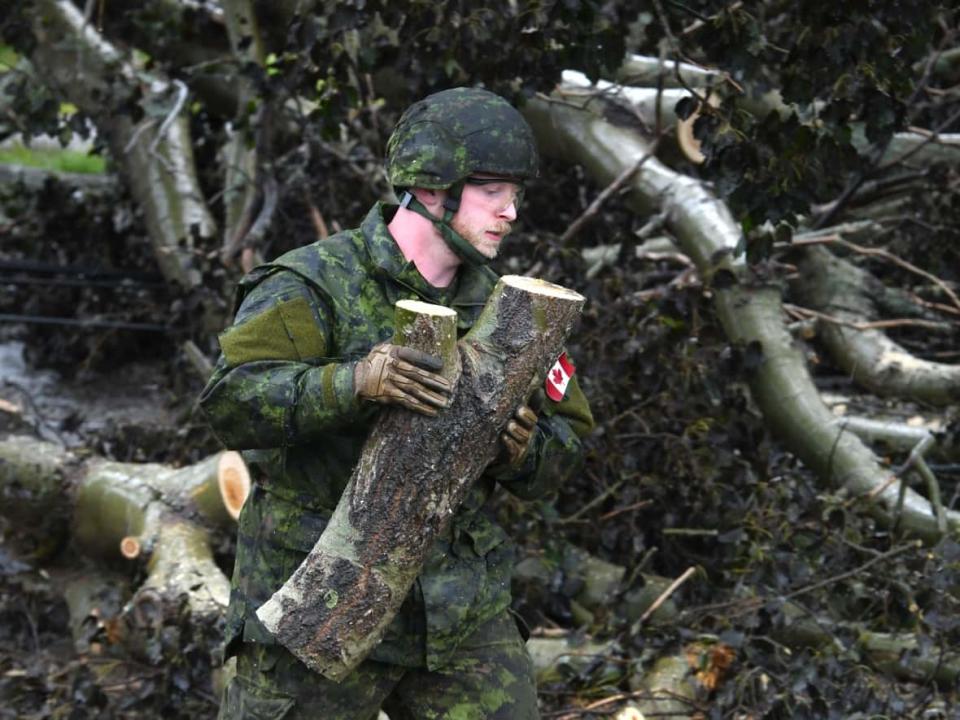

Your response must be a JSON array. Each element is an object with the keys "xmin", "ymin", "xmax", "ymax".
[{"xmin": 399, "ymin": 188, "xmax": 493, "ymax": 270}]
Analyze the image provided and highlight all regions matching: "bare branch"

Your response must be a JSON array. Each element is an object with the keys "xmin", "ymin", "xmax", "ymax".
[
  {"xmin": 783, "ymin": 304, "xmax": 957, "ymax": 333},
  {"xmin": 632, "ymin": 566, "xmax": 697, "ymax": 630},
  {"xmin": 792, "ymin": 235, "xmax": 960, "ymax": 314},
  {"xmin": 561, "ymin": 143, "xmax": 658, "ymax": 245}
]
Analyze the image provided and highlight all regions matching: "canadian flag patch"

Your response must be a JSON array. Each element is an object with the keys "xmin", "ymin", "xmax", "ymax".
[{"xmin": 545, "ymin": 352, "xmax": 575, "ymax": 402}]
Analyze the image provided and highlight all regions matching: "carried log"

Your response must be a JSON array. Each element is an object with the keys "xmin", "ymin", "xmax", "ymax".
[{"xmin": 257, "ymin": 275, "xmax": 586, "ymax": 680}]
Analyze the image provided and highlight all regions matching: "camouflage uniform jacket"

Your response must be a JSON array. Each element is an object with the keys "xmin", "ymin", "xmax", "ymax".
[{"xmin": 200, "ymin": 202, "xmax": 593, "ymax": 671}]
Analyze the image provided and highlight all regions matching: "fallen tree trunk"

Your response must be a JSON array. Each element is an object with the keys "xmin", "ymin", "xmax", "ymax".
[
  {"xmin": 718, "ymin": 284, "xmax": 960, "ymax": 538},
  {"xmin": 257, "ymin": 276, "xmax": 585, "ymax": 680},
  {"xmin": 0, "ymin": 434, "xmax": 249, "ymax": 655},
  {"xmin": 523, "ymin": 88, "xmax": 959, "ymax": 541},
  {"xmin": 793, "ymin": 245, "xmax": 960, "ymax": 405}
]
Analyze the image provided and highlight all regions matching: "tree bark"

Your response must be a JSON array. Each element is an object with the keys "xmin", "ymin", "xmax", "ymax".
[
  {"xmin": 860, "ymin": 127, "xmax": 960, "ymax": 167},
  {"xmin": 257, "ymin": 276, "xmax": 585, "ymax": 680}
]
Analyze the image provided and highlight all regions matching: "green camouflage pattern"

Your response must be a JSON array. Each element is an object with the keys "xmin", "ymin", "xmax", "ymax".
[
  {"xmin": 218, "ymin": 612, "xmax": 538, "ymax": 720},
  {"xmin": 386, "ymin": 87, "xmax": 538, "ymax": 190},
  {"xmin": 200, "ymin": 201, "xmax": 592, "ymax": 679}
]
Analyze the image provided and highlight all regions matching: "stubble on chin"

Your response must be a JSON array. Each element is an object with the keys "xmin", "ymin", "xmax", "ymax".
[{"xmin": 454, "ymin": 222, "xmax": 510, "ymax": 260}]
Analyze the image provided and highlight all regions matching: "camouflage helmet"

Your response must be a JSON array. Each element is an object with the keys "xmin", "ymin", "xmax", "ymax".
[{"xmin": 385, "ymin": 87, "xmax": 538, "ymax": 190}]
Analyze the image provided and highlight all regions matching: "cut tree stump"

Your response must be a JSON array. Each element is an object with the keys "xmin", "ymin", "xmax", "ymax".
[
  {"xmin": 0, "ymin": 435, "xmax": 250, "ymax": 655},
  {"xmin": 257, "ymin": 275, "xmax": 586, "ymax": 680}
]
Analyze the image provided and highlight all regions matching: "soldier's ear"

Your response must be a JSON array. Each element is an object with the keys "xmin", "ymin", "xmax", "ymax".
[{"xmin": 411, "ymin": 187, "xmax": 446, "ymax": 214}]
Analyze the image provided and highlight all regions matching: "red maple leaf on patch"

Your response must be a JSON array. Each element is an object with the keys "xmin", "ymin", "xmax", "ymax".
[{"xmin": 552, "ymin": 368, "xmax": 564, "ymax": 384}]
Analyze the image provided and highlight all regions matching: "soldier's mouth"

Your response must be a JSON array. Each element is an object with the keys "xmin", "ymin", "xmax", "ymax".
[{"xmin": 486, "ymin": 225, "xmax": 511, "ymax": 240}]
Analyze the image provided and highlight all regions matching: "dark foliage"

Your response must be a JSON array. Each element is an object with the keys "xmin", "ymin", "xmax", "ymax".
[
  {"xmin": 640, "ymin": 1, "xmax": 959, "ymax": 243},
  {"xmin": 2, "ymin": 0, "xmax": 960, "ymax": 717}
]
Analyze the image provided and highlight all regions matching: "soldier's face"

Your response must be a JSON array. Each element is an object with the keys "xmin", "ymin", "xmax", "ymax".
[{"xmin": 451, "ymin": 178, "xmax": 522, "ymax": 259}]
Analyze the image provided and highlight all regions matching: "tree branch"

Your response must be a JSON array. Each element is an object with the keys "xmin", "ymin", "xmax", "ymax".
[
  {"xmin": 26, "ymin": 0, "xmax": 217, "ymax": 291},
  {"xmin": 792, "ymin": 245, "xmax": 960, "ymax": 405}
]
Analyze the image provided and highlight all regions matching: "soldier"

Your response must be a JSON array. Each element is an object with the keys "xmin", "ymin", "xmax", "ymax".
[{"xmin": 200, "ymin": 87, "xmax": 593, "ymax": 720}]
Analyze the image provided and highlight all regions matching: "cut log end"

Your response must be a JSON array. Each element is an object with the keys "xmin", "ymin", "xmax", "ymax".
[
  {"xmin": 395, "ymin": 299, "xmax": 457, "ymax": 317},
  {"xmin": 218, "ymin": 451, "xmax": 251, "ymax": 520},
  {"xmin": 502, "ymin": 275, "xmax": 586, "ymax": 302},
  {"xmin": 676, "ymin": 92, "xmax": 718, "ymax": 165},
  {"xmin": 120, "ymin": 536, "xmax": 141, "ymax": 559}
]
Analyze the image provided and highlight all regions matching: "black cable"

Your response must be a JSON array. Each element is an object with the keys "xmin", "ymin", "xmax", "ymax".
[{"xmin": 0, "ymin": 314, "xmax": 169, "ymax": 333}]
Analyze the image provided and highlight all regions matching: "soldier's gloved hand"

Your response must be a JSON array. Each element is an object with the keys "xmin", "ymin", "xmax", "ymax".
[
  {"xmin": 498, "ymin": 403, "xmax": 539, "ymax": 467},
  {"xmin": 354, "ymin": 342, "xmax": 452, "ymax": 416}
]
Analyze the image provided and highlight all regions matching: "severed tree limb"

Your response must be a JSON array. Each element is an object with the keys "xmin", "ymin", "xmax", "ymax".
[
  {"xmin": 860, "ymin": 631, "xmax": 960, "ymax": 687},
  {"xmin": 25, "ymin": 0, "xmax": 217, "ymax": 292},
  {"xmin": 523, "ymin": 87, "xmax": 959, "ymax": 541},
  {"xmin": 257, "ymin": 276, "xmax": 585, "ymax": 680},
  {"xmin": 792, "ymin": 245, "xmax": 960, "ymax": 405},
  {"xmin": 580, "ymin": 61, "xmax": 960, "ymax": 172},
  {"xmin": 0, "ymin": 434, "xmax": 249, "ymax": 654},
  {"xmin": 562, "ymin": 70, "xmax": 704, "ymax": 133}
]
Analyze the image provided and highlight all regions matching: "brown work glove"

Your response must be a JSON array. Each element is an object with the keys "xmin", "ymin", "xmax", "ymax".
[
  {"xmin": 354, "ymin": 342, "xmax": 452, "ymax": 416},
  {"xmin": 498, "ymin": 403, "xmax": 539, "ymax": 467}
]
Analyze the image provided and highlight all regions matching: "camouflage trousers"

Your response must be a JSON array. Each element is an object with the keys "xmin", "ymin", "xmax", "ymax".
[{"xmin": 217, "ymin": 612, "xmax": 539, "ymax": 720}]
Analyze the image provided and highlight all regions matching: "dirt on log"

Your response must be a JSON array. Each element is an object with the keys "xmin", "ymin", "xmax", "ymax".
[{"xmin": 257, "ymin": 275, "xmax": 585, "ymax": 680}]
